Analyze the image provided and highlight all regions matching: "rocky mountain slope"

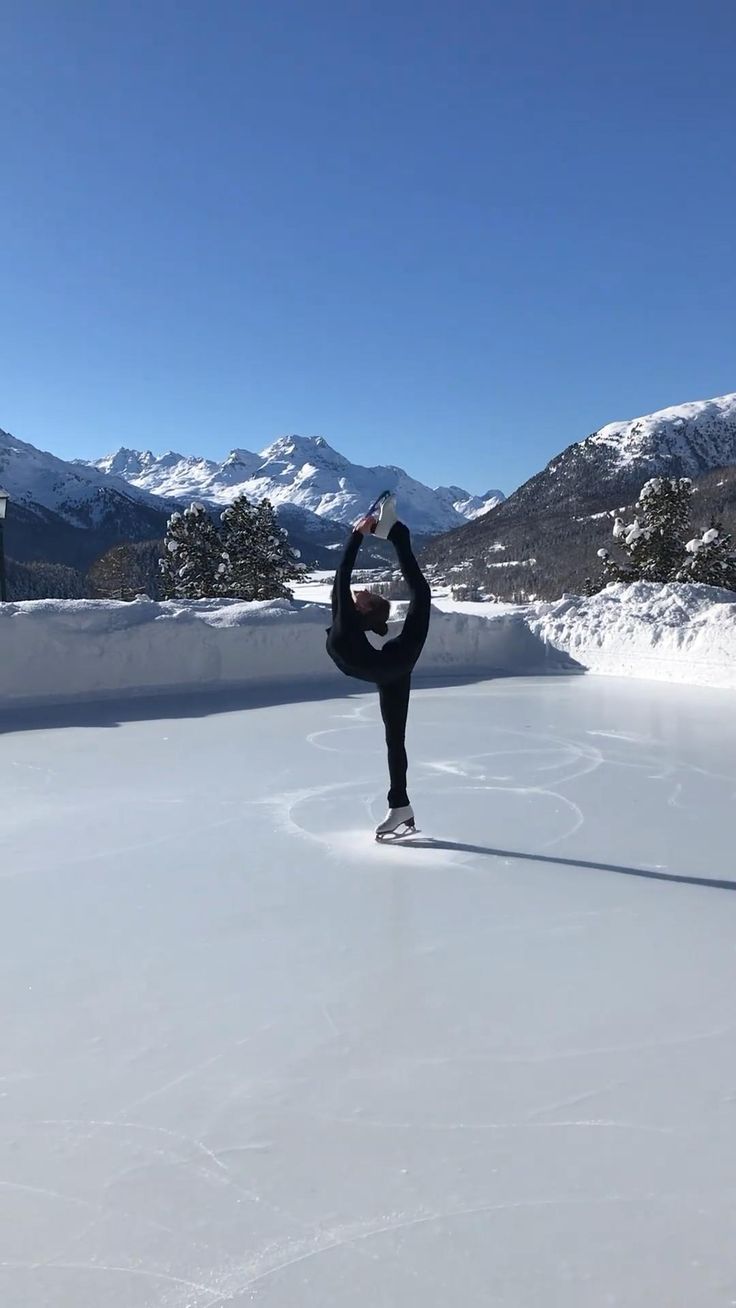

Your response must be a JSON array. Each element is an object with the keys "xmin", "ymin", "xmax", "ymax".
[
  {"xmin": 0, "ymin": 426, "xmax": 172, "ymax": 569},
  {"xmin": 422, "ymin": 393, "xmax": 736, "ymax": 599}
]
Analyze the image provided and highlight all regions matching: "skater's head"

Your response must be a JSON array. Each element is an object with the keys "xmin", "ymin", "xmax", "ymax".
[{"xmin": 354, "ymin": 590, "xmax": 390, "ymax": 636}]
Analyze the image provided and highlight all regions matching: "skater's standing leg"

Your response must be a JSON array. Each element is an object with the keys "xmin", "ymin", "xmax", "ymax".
[{"xmin": 378, "ymin": 675, "xmax": 411, "ymax": 809}]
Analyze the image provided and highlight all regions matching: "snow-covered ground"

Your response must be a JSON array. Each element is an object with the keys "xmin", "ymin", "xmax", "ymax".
[{"xmin": 2, "ymin": 673, "xmax": 736, "ymax": 1307}]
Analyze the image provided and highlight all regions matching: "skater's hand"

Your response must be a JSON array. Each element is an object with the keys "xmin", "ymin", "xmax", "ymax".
[{"xmin": 355, "ymin": 515, "xmax": 377, "ymax": 536}]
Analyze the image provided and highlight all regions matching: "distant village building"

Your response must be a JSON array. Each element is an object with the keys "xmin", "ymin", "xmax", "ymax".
[{"xmin": 451, "ymin": 583, "xmax": 482, "ymax": 602}]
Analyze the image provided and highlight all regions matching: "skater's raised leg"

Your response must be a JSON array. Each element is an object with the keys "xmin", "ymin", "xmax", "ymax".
[
  {"xmin": 380, "ymin": 522, "xmax": 432, "ymax": 679},
  {"xmin": 326, "ymin": 518, "xmax": 391, "ymax": 684}
]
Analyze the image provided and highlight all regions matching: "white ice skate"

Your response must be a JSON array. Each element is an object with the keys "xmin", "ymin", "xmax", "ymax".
[
  {"xmin": 375, "ymin": 804, "xmax": 417, "ymax": 842},
  {"xmin": 362, "ymin": 491, "xmax": 398, "ymax": 540}
]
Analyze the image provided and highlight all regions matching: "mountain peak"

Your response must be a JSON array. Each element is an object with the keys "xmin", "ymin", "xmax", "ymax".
[
  {"xmin": 585, "ymin": 391, "xmax": 736, "ymax": 473},
  {"xmin": 85, "ymin": 434, "xmax": 500, "ymax": 535},
  {"xmin": 261, "ymin": 433, "xmax": 337, "ymax": 458}
]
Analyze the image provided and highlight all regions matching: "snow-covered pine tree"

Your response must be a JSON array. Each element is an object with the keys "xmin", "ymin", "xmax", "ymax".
[
  {"xmin": 677, "ymin": 521, "xmax": 736, "ymax": 591},
  {"xmin": 596, "ymin": 477, "xmax": 693, "ymax": 585},
  {"xmin": 251, "ymin": 497, "xmax": 304, "ymax": 599},
  {"xmin": 220, "ymin": 495, "xmax": 303, "ymax": 600},
  {"xmin": 159, "ymin": 503, "xmax": 229, "ymax": 599},
  {"xmin": 218, "ymin": 495, "xmax": 259, "ymax": 599}
]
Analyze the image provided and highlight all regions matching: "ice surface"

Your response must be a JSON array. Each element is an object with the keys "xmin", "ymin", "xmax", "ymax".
[{"xmin": 2, "ymin": 674, "xmax": 736, "ymax": 1306}]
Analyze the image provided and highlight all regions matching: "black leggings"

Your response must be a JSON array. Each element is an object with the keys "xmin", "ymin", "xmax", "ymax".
[{"xmin": 379, "ymin": 675, "xmax": 412, "ymax": 808}]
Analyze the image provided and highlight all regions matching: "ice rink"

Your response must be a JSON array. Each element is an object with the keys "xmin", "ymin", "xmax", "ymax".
[{"xmin": 2, "ymin": 673, "xmax": 736, "ymax": 1306}]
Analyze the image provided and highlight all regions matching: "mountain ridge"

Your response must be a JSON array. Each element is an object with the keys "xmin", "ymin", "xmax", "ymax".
[{"xmin": 84, "ymin": 434, "xmax": 505, "ymax": 535}]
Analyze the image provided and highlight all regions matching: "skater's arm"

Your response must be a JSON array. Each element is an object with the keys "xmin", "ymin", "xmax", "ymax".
[{"xmin": 332, "ymin": 531, "xmax": 363, "ymax": 620}]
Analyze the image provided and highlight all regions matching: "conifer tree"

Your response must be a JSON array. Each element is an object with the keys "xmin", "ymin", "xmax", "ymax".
[
  {"xmin": 220, "ymin": 495, "xmax": 303, "ymax": 600},
  {"xmin": 677, "ymin": 522, "xmax": 736, "ymax": 590},
  {"xmin": 88, "ymin": 543, "xmax": 144, "ymax": 601},
  {"xmin": 596, "ymin": 477, "xmax": 693, "ymax": 585},
  {"xmin": 159, "ymin": 503, "xmax": 229, "ymax": 599}
]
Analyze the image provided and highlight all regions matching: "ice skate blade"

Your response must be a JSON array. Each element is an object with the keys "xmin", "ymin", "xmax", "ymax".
[
  {"xmin": 376, "ymin": 821, "xmax": 419, "ymax": 843},
  {"xmin": 366, "ymin": 490, "xmax": 392, "ymax": 520}
]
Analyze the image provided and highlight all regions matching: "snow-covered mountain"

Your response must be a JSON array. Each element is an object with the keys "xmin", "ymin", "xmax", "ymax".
[
  {"xmin": 92, "ymin": 446, "xmax": 264, "ymax": 501},
  {"xmin": 0, "ymin": 425, "xmax": 172, "ymax": 569},
  {"xmin": 583, "ymin": 393, "xmax": 736, "ymax": 476},
  {"xmin": 435, "ymin": 484, "xmax": 505, "ymax": 520},
  {"xmin": 86, "ymin": 435, "xmax": 505, "ymax": 535},
  {"xmin": 422, "ymin": 391, "xmax": 736, "ymax": 599},
  {"xmin": 0, "ymin": 426, "xmax": 170, "ymax": 527}
]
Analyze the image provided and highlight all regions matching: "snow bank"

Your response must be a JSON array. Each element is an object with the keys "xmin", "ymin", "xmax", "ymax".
[
  {"xmin": 528, "ymin": 582, "xmax": 736, "ymax": 689},
  {"xmin": 0, "ymin": 582, "xmax": 733, "ymax": 708},
  {"xmin": 0, "ymin": 596, "xmax": 570, "ymax": 707}
]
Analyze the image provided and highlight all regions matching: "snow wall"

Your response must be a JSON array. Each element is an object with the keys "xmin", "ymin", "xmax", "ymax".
[{"xmin": 0, "ymin": 582, "xmax": 734, "ymax": 708}]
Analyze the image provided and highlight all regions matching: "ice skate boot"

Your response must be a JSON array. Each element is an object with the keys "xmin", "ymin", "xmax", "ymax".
[
  {"xmin": 361, "ymin": 491, "xmax": 398, "ymax": 540},
  {"xmin": 375, "ymin": 804, "xmax": 417, "ymax": 841}
]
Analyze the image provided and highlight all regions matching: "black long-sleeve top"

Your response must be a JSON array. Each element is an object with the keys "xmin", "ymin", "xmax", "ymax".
[{"xmin": 326, "ymin": 525, "xmax": 431, "ymax": 687}]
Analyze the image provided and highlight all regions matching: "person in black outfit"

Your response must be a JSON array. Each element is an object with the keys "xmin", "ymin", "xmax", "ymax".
[{"xmin": 326, "ymin": 511, "xmax": 431, "ymax": 837}]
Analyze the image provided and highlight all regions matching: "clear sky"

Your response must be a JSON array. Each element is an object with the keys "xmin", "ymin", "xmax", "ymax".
[{"xmin": 1, "ymin": 0, "xmax": 734, "ymax": 496}]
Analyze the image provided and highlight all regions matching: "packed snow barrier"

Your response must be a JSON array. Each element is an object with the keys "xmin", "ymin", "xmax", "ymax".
[
  {"xmin": 528, "ymin": 582, "xmax": 736, "ymax": 689},
  {"xmin": 0, "ymin": 582, "xmax": 733, "ymax": 708},
  {"xmin": 0, "ymin": 597, "xmax": 571, "ymax": 707}
]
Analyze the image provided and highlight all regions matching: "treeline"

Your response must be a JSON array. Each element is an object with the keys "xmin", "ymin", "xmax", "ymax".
[{"xmin": 6, "ymin": 495, "xmax": 305, "ymax": 603}]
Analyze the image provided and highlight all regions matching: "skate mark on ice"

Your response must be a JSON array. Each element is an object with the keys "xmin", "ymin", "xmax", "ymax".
[
  {"xmin": 484, "ymin": 1023, "xmax": 733, "ymax": 1062},
  {"xmin": 36, "ymin": 1117, "xmax": 321, "ymax": 1242},
  {"xmin": 37, "ymin": 1117, "xmax": 230, "ymax": 1177},
  {"xmin": 535, "ymin": 791, "xmax": 585, "ymax": 848},
  {"xmin": 204, "ymin": 1191, "xmax": 684, "ymax": 1304},
  {"xmin": 300, "ymin": 1109, "xmax": 674, "ymax": 1136},
  {"xmin": 305, "ymin": 699, "xmax": 379, "ymax": 754},
  {"xmin": 210, "ymin": 1142, "xmax": 274, "ymax": 1158},
  {"xmin": 116, "ymin": 1034, "xmax": 253, "ymax": 1117},
  {"xmin": 526, "ymin": 1082, "xmax": 625, "ymax": 1118},
  {"xmin": 263, "ymin": 778, "xmax": 371, "ymax": 846},
  {"xmin": 18, "ymin": 810, "xmax": 250, "ymax": 881},
  {"xmin": 0, "ymin": 1258, "xmax": 222, "ymax": 1297},
  {"xmin": 321, "ymin": 1004, "xmax": 341, "ymax": 1039},
  {"xmin": 423, "ymin": 734, "xmax": 603, "ymax": 790},
  {"xmin": 305, "ymin": 726, "xmax": 377, "ymax": 754},
  {"xmin": 0, "ymin": 1179, "xmax": 99, "ymax": 1211},
  {"xmin": 587, "ymin": 730, "xmax": 651, "ymax": 744}
]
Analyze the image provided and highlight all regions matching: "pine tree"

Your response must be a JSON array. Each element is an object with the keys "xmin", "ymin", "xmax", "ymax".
[
  {"xmin": 88, "ymin": 543, "xmax": 146, "ymax": 601},
  {"xmin": 220, "ymin": 495, "xmax": 303, "ymax": 600},
  {"xmin": 218, "ymin": 495, "xmax": 259, "ymax": 599},
  {"xmin": 159, "ymin": 503, "xmax": 229, "ymax": 599},
  {"xmin": 595, "ymin": 478, "xmax": 693, "ymax": 585},
  {"xmin": 677, "ymin": 521, "xmax": 736, "ymax": 591}
]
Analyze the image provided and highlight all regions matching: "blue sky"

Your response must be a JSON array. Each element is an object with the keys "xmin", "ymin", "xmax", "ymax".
[{"xmin": 1, "ymin": 0, "xmax": 734, "ymax": 495}]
